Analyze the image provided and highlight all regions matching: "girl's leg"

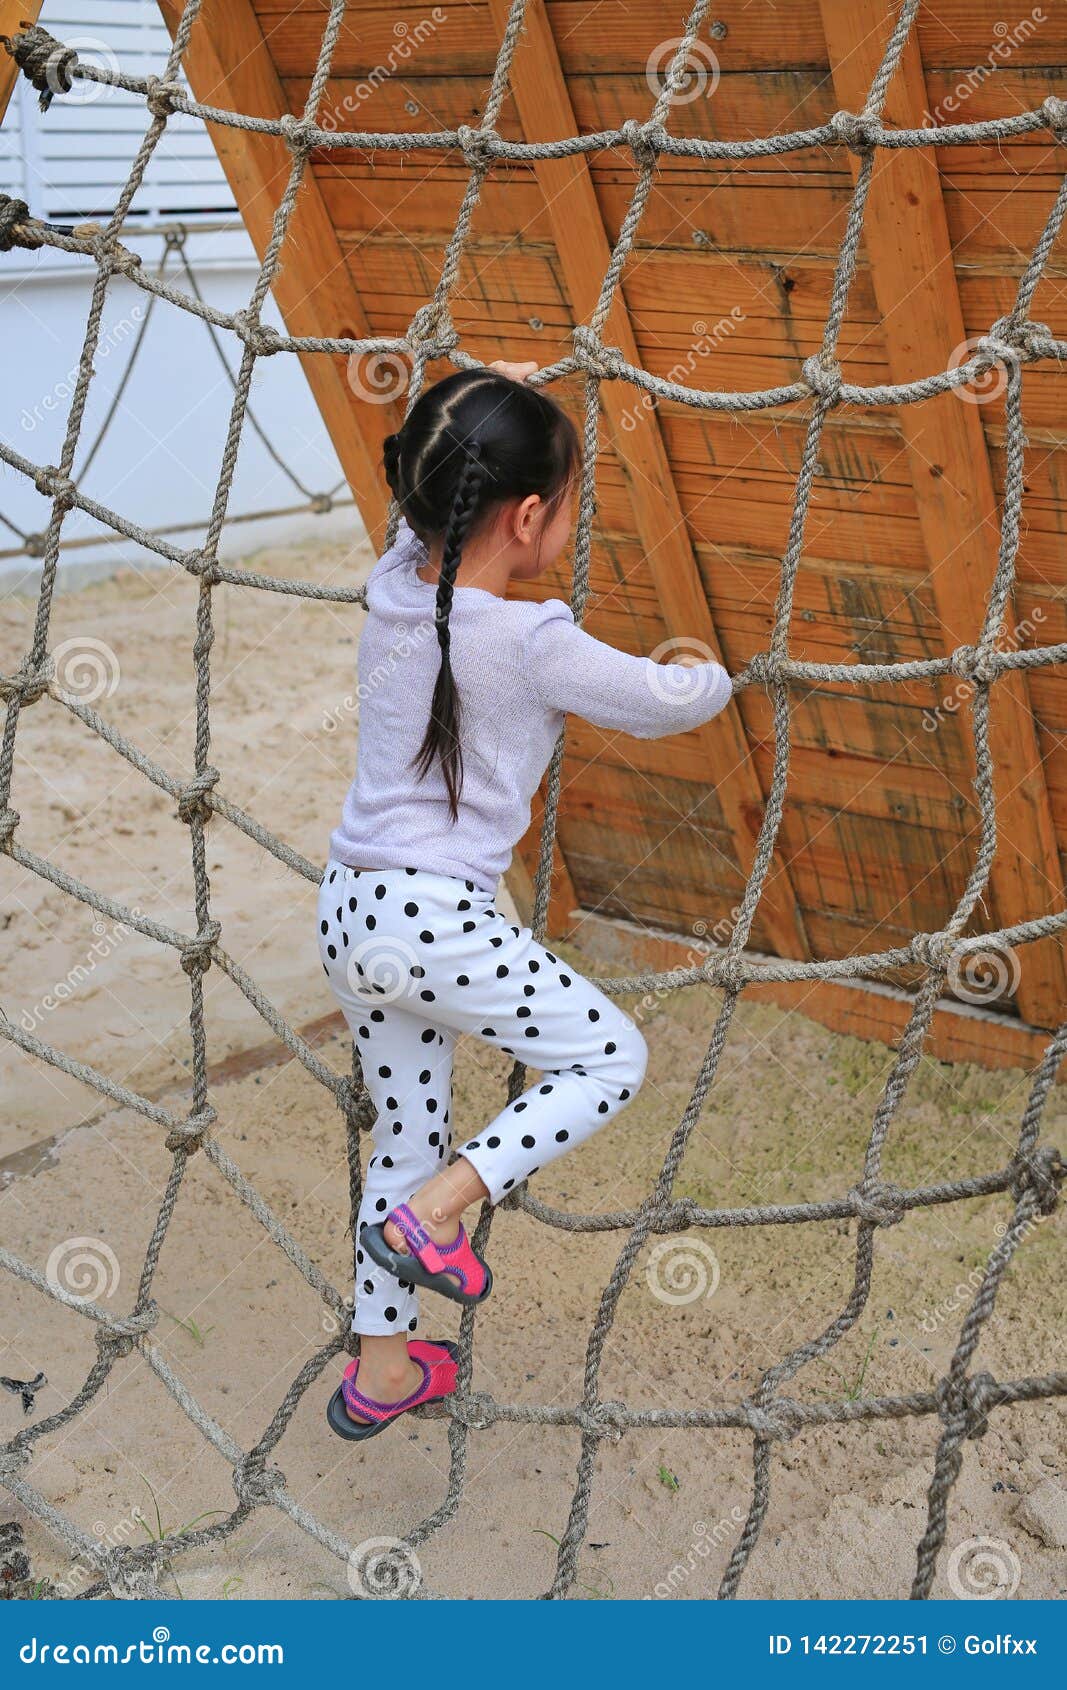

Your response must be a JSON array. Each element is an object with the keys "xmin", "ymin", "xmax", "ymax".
[{"xmin": 379, "ymin": 899, "xmax": 648, "ymax": 1248}]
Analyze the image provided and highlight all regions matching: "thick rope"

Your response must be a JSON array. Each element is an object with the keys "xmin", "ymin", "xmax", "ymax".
[{"xmin": 1, "ymin": 0, "xmax": 1065, "ymax": 1603}]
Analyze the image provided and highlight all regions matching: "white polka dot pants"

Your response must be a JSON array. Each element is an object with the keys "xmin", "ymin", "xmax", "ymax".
[{"xmin": 316, "ymin": 861, "xmax": 648, "ymax": 1337}]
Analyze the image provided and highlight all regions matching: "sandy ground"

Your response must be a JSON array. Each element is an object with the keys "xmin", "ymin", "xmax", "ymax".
[{"xmin": 1, "ymin": 533, "xmax": 1065, "ymax": 1602}]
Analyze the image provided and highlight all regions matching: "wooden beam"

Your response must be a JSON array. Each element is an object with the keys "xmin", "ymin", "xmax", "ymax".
[
  {"xmin": 819, "ymin": 0, "xmax": 1067, "ymax": 1028},
  {"xmin": 0, "ymin": 2, "xmax": 42, "ymax": 125},
  {"xmin": 157, "ymin": 0, "xmax": 396, "ymax": 551},
  {"xmin": 487, "ymin": 0, "xmax": 810, "ymax": 964},
  {"xmin": 577, "ymin": 910, "xmax": 1066, "ymax": 1078}
]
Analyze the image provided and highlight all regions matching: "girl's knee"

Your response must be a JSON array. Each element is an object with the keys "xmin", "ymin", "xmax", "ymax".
[
  {"xmin": 589, "ymin": 1013, "xmax": 647, "ymax": 1097},
  {"xmin": 614, "ymin": 1017, "xmax": 648, "ymax": 1093}
]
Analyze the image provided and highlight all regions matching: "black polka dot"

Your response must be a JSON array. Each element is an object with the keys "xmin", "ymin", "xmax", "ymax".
[
  {"xmin": 514, "ymin": 1100, "xmax": 527, "ymax": 1112},
  {"xmin": 620, "ymin": 1088, "xmax": 631, "ymax": 1100},
  {"xmin": 366, "ymin": 913, "xmax": 376, "ymax": 930},
  {"xmin": 457, "ymin": 974, "xmax": 470, "ymax": 986},
  {"xmin": 378, "ymin": 1065, "xmax": 391, "ymax": 1078},
  {"xmin": 349, "ymin": 897, "xmax": 357, "ymax": 912},
  {"xmin": 342, "ymin": 932, "xmax": 349, "ymax": 947},
  {"xmin": 467, "ymin": 1140, "xmax": 480, "ymax": 1150},
  {"xmin": 384, "ymin": 1305, "xmax": 397, "ymax": 1321},
  {"xmin": 524, "ymin": 1027, "xmax": 540, "ymax": 1038},
  {"xmin": 363, "ymin": 1279, "xmax": 374, "ymax": 1294},
  {"xmin": 529, "ymin": 960, "xmax": 540, "ymax": 973},
  {"xmin": 392, "ymin": 1122, "xmax": 403, "ymax": 1135},
  {"xmin": 545, "ymin": 951, "xmax": 557, "ymax": 963},
  {"xmin": 503, "ymin": 1178, "xmax": 514, "ymax": 1190},
  {"xmin": 419, "ymin": 930, "xmax": 435, "ymax": 944},
  {"xmin": 428, "ymin": 1131, "xmax": 440, "ymax": 1147},
  {"xmin": 588, "ymin": 1008, "xmax": 600, "ymax": 1022},
  {"xmin": 560, "ymin": 973, "xmax": 572, "ymax": 987},
  {"xmin": 539, "ymin": 1084, "xmax": 553, "ymax": 1095},
  {"xmin": 555, "ymin": 1129, "xmax": 569, "ymax": 1143},
  {"xmin": 405, "ymin": 867, "xmax": 417, "ymax": 876},
  {"xmin": 517, "ymin": 1006, "xmax": 531, "ymax": 1019},
  {"xmin": 605, "ymin": 1041, "xmax": 616, "ymax": 1055},
  {"xmin": 329, "ymin": 870, "xmax": 336, "ymax": 883},
  {"xmin": 420, "ymin": 989, "xmax": 436, "ymax": 1002},
  {"xmin": 408, "ymin": 1317, "xmax": 418, "ymax": 1331},
  {"xmin": 490, "ymin": 936, "xmax": 503, "ymax": 949},
  {"xmin": 371, "ymin": 1009, "xmax": 385, "ymax": 1022},
  {"xmin": 463, "ymin": 921, "xmax": 476, "ymax": 934},
  {"xmin": 598, "ymin": 1101, "xmax": 609, "ymax": 1114},
  {"xmin": 421, "ymin": 1029, "xmax": 436, "ymax": 1044},
  {"xmin": 521, "ymin": 1133, "xmax": 535, "ymax": 1149},
  {"xmin": 381, "ymin": 1156, "xmax": 393, "ymax": 1169},
  {"xmin": 523, "ymin": 984, "xmax": 536, "ymax": 998},
  {"xmin": 358, "ymin": 1025, "xmax": 370, "ymax": 1039},
  {"xmin": 487, "ymin": 1135, "xmax": 500, "ymax": 1148},
  {"xmin": 481, "ymin": 1027, "xmax": 496, "ymax": 1038},
  {"xmin": 327, "ymin": 944, "xmax": 336, "ymax": 959},
  {"xmin": 320, "ymin": 919, "xmax": 328, "ymax": 935},
  {"xmin": 427, "ymin": 1098, "xmax": 438, "ymax": 1114},
  {"xmin": 357, "ymin": 1249, "xmax": 364, "ymax": 1264},
  {"xmin": 386, "ymin": 1095, "xmax": 398, "ymax": 1110},
  {"xmin": 465, "ymin": 880, "xmax": 474, "ymax": 891},
  {"xmin": 335, "ymin": 906, "xmax": 342, "ymax": 922},
  {"xmin": 458, "ymin": 899, "xmax": 471, "ymax": 911},
  {"xmin": 411, "ymin": 965, "xmax": 426, "ymax": 979},
  {"xmin": 496, "ymin": 964, "xmax": 509, "ymax": 979},
  {"xmin": 405, "ymin": 901, "xmax": 419, "ymax": 916},
  {"xmin": 375, "ymin": 1197, "xmax": 388, "ymax": 1211},
  {"xmin": 419, "ymin": 1069, "xmax": 432, "ymax": 1084},
  {"xmin": 375, "ymin": 884, "xmax": 386, "ymax": 900}
]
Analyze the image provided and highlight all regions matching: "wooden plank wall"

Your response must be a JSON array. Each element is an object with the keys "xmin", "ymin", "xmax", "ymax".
[{"xmin": 174, "ymin": 2, "xmax": 1067, "ymax": 1046}]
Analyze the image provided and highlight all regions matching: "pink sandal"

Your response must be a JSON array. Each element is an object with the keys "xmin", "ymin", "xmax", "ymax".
[
  {"xmin": 363, "ymin": 1204, "xmax": 493, "ymax": 1306},
  {"xmin": 326, "ymin": 1338, "xmax": 459, "ymax": 1442}
]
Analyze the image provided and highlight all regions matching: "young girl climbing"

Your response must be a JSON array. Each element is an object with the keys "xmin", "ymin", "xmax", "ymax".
[{"xmin": 318, "ymin": 360, "xmax": 732, "ymax": 1440}]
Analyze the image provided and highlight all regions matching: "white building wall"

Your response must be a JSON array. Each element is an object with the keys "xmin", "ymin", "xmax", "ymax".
[{"xmin": 1, "ymin": 2, "xmax": 358, "ymax": 589}]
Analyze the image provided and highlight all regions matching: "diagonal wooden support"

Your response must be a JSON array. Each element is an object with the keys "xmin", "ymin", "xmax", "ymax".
[
  {"xmin": 489, "ymin": 0, "xmax": 810, "ymax": 961},
  {"xmin": 158, "ymin": 0, "xmax": 396, "ymax": 550},
  {"xmin": 819, "ymin": 0, "xmax": 1067, "ymax": 1028}
]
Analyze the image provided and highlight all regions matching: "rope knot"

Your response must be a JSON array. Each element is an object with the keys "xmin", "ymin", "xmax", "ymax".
[
  {"xmin": 705, "ymin": 951, "xmax": 746, "ymax": 991},
  {"xmin": 407, "ymin": 301, "xmax": 458, "ymax": 359},
  {"xmin": 179, "ymin": 919, "xmax": 221, "ymax": 976},
  {"xmin": 33, "ymin": 464, "xmax": 77, "ymax": 509},
  {"xmin": 620, "ymin": 117, "xmax": 662, "ymax": 170},
  {"xmin": 231, "ymin": 310, "xmax": 283, "ymax": 357},
  {"xmin": 182, "ymin": 548, "xmax": 222, "ymax": 585},
  {"xmin": 1008, "ymin": 1144, "xmax": 1064, "ymax": 1216},
  {"xmin": 100, "ymin": 1546, "xmax": 158, "ymax": 1601},
  {"xmin": 576, "ymin": 1400, "xmax": 626, "ymax": 1441},
  {"xmin": 572, "ymin": 323, "xmax": 624, "ymax": 380},
  {"xmin": 976, "ymin": 317, "xmax": 1026, "ymax": 375},
  {"xmin": 937, "ymin": 1371, "xmax": 997, "ymax": 1443},
  {"xmin": 453, "ymin": 1390, "xmax": 495, "ymax": 1430},
  {"xmin": 310, "ymin": 492, "xmax": 333, "ymax": 515},
  {"xmin": 829, "ymin": 109, "xmax": 884, "ymax": 152},
  {"xmin": 802, "ymin": 353, "xmax": 843, "ymax": 406},
  {"xmin": 455, "ymin": 124, "xmax": 500, "ymax": 169},
  {"xmin": 0, "ymin": 808, "xmax": 20, "ymax": 848},
  {"xmin": 176, "ymin": 766, "xmax": 220, "ymax": 825},
  {"xmin": 95, "ymin": 1326, "xmax": 137, "ymax": 1363},
  {"xmin": 950, "ymin": 643, "xmax": 999, "ymax": 686},
  {"xmin": 165, "ymin": 1105, "xmax": 217, "ymax": 1155},
  {"xmin": 232, "ymin": 1456, "xmax": 286, "ymax": 1509},
  {"xmin": 743, "ymin": 1396, "xmax": 799, "ymax": 1442},
  {"xmin": 278, "ymin": 112, "xmax": 317, "ymax": 153},
  {"xmin": 1041, "ymin": 94, "xmax": 1067, "ymax": 136},
  {"xmin": 144, "ymin": 76, "xmax": 182, "ymax": 121},
  {"xmin": 911, "ymin": 929, "xmax": 955, "ymax": 972},
  {"xmin": 847, "ymin": 1180, "xmax": 906, "ymax": 1228},
  {"xmin": 0, "ymin": 193, "xmax": 30, "ymax": 253},
  {"xmin": 746, "ymin": 650, "xmax": 783, "ymax": 686},
  {"xmin": 1, "ymin": 658, "xmax": 52, "ymax": 707},
  {"xmin": 4, "ymin": 24, "xmax": 78, "ymax": 111}
]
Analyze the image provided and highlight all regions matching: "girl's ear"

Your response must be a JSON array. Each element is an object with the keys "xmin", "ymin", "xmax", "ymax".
[{"xmin": 513, "ymin": 492, "xmax": 544, "ymax": 546}]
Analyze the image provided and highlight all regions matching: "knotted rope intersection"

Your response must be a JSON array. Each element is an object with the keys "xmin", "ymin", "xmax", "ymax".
[{"xmin": 1, "ymin": 0, "xmax": 1065, "ymax": 1601}]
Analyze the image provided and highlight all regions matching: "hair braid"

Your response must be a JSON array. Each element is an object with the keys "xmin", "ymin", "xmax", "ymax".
[{"xmin": 413, "ymin": 445, "xmax": 488, "ymax": 820}]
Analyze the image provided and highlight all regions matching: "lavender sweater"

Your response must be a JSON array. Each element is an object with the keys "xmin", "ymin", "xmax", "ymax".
[{"xmin": 328, "ymin": 519, "xmax": 732, "ymax": 891}]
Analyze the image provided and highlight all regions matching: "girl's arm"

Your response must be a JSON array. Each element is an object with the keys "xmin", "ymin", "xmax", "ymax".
[{"xmin": 527, "ymin": 604, "xmax": 731, "ymax": 739}]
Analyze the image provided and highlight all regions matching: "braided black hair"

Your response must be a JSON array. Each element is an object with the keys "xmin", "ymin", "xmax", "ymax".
[{"xmin": 384, "ymin": 369, "xmax": 579, "ymax": 822}]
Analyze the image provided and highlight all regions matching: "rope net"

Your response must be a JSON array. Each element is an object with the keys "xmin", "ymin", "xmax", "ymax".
[{"xmin": 1, "ymin": 0, "xmax": 1065, "ymax": 1601}]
